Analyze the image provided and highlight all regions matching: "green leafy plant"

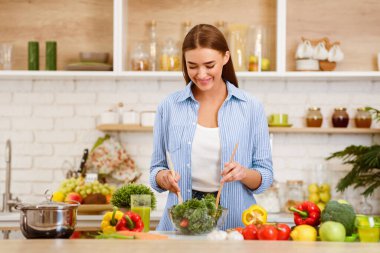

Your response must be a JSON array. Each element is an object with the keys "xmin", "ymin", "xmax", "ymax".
[
  {"xmin": 326, "ymin": 107, "xmax": 380, "ymax": 197},
  {"xmin": 111, "ymin": 183, "xmax": 156, "ymax": 210}
]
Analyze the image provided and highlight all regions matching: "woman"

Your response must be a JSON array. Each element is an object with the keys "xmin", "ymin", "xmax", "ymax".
[{"xmin": 150, "ymin": 24, "xmax": 273, "ymax": 230}]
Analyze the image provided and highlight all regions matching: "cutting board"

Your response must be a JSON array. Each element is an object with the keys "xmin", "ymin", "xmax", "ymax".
[{"xmin": 78, "ymin": 204, "xmax": 113, "ymax": 215}]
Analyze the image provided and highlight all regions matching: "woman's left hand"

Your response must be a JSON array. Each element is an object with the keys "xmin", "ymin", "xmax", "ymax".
[{"xmin": 220, "ymin": 161, "xmax": 247, "ymax": 183}]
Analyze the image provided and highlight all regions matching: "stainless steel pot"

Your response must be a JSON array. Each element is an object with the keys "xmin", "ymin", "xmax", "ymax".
[{"xmin": 17, "ymin": 201, "xmax": 80, "ymax": 239}]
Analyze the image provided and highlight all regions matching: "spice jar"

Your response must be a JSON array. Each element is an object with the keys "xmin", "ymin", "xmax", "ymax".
[
  {"xmin": 306, "ymin": 107, "xmax": 323, "ymax": 127},
  {"xmin": 332, "ymin": 107, "xmax": 349, "ymax": 128},
  {"xmin": 131, "ymin": 42, "xmax": 149, "ymax": 71},
  {"xmin": 285, "ymin": 180, "xmax": 304, "ymax": 212},
  {"xmin": 160, "ymin": 39, "xmax": 180, "ymax": 71},
  {"xmin": 257, "ymin": 181, "xmax": 281, "ymax": 213},
  {"xmin": 355, "ymin": 107, "xmax": 372, "ymax": 128}
]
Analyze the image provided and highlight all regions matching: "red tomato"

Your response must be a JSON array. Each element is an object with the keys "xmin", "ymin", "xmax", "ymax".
[
  {"xmin": 276, "ymin": 223, "xmax": 291, "ymax": 240},
  {"xmin": 257, "ymin": 225, "xmax": 278, "ymax": 240},
  {"xmin": 242, "ymin": 224, "xmax": 258, "ymax": 240},
  {"xmin": 234, "ymin": 227, "xmax": 244, "ymax": 234},
  {"xmin": 179, "ymin": 218, "xmax": 189, "ymax": 228}
]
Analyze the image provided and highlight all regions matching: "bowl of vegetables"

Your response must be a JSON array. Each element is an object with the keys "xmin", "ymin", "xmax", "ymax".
[{"xmin": 168, "ymin": 195, "xmax": 228, "ymax": 235}]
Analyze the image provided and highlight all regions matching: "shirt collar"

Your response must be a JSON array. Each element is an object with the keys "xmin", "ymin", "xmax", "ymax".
[{"xmin": 176, "ymin": 80, "xmax": 247, "ymax": 103}]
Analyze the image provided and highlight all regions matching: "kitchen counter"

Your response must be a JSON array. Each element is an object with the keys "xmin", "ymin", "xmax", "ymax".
[
  {"xmin": 0, "ymin": 211, "xmax": 294, "ymax": 230},
  {"xmin": 0, "ymin": 238, "xmax": 378, "ymax": 253}
]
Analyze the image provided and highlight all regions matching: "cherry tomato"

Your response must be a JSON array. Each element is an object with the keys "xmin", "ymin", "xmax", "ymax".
[
  {"xmin": 276, "ymin": 223, "xmax": 291, "ymax": 240},
  {"xmin": 242, "ymin": 224, "xmax": 258, "ymax": 240},
  {"xmin": 257, "ymin": 225, "xmax": 278, "ymax": 240},
  {"xmin": 179, "ymin": 218, "xmax": 189, "ymax": 228}
]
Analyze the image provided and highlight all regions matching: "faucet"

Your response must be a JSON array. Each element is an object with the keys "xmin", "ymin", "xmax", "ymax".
[{"xmin": 2, "ymin": 139, "xmax": 20, "ymax": 213}]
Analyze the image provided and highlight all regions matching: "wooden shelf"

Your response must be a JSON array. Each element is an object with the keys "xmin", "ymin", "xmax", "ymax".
[
  {"xmin": 97, "ymin": 124, "xmax": 380, "ymax": 134},
  {"xmin": 2, "ymin": 71, "xmax": 380, "ymax": 81},
  {"xmin": 96, "ymin": 124, "xmax": 153, "ymax": 132}
]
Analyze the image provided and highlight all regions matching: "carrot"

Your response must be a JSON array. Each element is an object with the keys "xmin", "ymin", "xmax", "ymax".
[{"xmin": 116, "ymin": 231, "xmax": 169, "ymax": 240}]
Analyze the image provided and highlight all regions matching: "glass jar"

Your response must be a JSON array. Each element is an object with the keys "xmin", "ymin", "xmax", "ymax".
[
  {"xmin": 306, "ymin": 107, "xmax": 323, "ymax": 127},
  {"xmin": 130, "ymin": 42, "xmax": 149, "ymax": 71},
  {"xmin": 160, "ymin": 39, "xmax": 180, "ymax": 71},
  {"xmin": 257, "ymin": 181, "xmax": 281, "ymax": 213},
  {"xmin": 228, "ymin": 24, "xmax": 248, "ymax": 71},
  {"xmin": 355, "ymin": 107, "xmax": 372, "ymax": 128},
  {"xmin": 285, "ymin": 180, "xmax": 304, "ymax": 212},
  {"xmin": 332, "ymin": 107, "xmax": 349, "ymax": 128}
]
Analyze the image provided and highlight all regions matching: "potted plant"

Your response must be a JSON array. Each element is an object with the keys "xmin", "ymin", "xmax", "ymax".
[
  {"xmin": 326, "ymin": 107, "xmax": 380, "ymax": 197},
  {"xmin": 110, "ymin": 183, "xmax": 157, "ymax": 210}
]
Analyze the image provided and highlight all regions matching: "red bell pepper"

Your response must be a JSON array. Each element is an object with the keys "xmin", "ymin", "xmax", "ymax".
[
  {"xmin": 289, "ymin": 201, "xmax": 321, "ymax": 227},
  {"xmin": 116, "ymin": 211, "xmax": 144, "ymax": 232}
]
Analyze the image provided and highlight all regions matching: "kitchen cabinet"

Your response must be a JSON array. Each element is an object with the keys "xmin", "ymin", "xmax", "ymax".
[
  {"xmin": 96, "ymin": 124, "xmax": 380, "ymax": 135},
  {"xmin": 1, "ymin": 0, "xmax": 380, "ymax": 80}
]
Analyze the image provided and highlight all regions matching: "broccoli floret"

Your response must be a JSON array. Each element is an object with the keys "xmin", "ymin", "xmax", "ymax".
[{"xmin": 321, "ymin": 200, "xmax": 356, "ymax": 235}]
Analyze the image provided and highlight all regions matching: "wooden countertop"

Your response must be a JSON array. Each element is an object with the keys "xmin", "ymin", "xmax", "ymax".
[{"xmin": 0, "ymin": 239, "xmax": 378, "ymax": 253}]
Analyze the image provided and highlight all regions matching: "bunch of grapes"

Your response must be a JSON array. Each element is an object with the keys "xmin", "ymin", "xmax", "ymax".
[{"xmin": 57, "ymin": 177, "xmax": 116, "ymax": 199}]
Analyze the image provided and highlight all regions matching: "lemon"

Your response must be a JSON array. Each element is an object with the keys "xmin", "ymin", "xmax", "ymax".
[
  {"xmin": 52, "ymin": 191, "xmax": 65, "ymax": 202},
  {"xmin": 319, "ymin": 191, "xmax": 331, "ymax": 203},
  {"xmin": 308, "ymin": 193, "xmax": 320, "ymax": 203},
  {"xmin": 308, "ymin": 183, "xmax": 319, "ymax": 193},
  {"xmin": 319, "ymin": 183, "xmax": 331, "ymax": 193},
  {"xmin": 317, "ymin": 202, "xmax": 326, "ymax": 212},
  {"xmin": 290, "ymin": 225, "xmax": 317, "ymax": 241}
]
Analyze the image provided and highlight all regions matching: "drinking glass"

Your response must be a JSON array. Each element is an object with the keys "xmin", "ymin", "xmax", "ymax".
[{"xmin": 131, "ymin": 194, "xmax": 151, "ymax": 232}]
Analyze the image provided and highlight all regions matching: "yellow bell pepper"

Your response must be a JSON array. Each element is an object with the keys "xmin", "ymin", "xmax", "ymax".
[
  {"xmin": 100, "ymin": 207, "xmax": 124, "ymax": 234},
  {"xmin": 242, "ymin": 204, "xmax": 267, "ymax": 226}
]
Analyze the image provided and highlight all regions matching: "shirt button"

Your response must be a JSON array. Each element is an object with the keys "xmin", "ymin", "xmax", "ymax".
[
  {"xmin": 188, "ymin": 141, "xmax": 191, "ymax": 145},
  {"xmin": 192, "ymin": 122, "xmax": 196, "ymax": 125},
  {"xmin": 187, "ymin": 189, "xmax": 191, "ymax": 193},
  {"xmin": 187, "ymin": 163, "xmax": 190, "ymax": 167}
]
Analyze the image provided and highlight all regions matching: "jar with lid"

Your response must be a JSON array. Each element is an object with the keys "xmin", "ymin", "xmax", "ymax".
[
  {"xmin": 130, "ymin": 42, "xmax": 149, "ymax": 71},
  {"xmin": 256, "ymin": 181, "xmax": 281, "ymax": 213},
  {"xmin": 285, "ymin": 180, "xmax": 304, "ymax": 212},
  {"xmin": 160, "ymin": 39, "xmax": 180, "ymax": 71},
  {"xmin": 306, "ymin": 107, "xmax": 323, "ymax": 127},
  {"xmin": 332, "ymin": 107, "xmax": 349, "ymax": 128},
  {"xmin": 355, "ymin": 107, "xmax": 372, "ymax": 128}
]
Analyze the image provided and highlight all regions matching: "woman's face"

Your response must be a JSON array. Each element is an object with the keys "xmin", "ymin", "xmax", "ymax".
[{"xmin": 185, "ymin": 47, "xmax": 229, "ymax": 92}]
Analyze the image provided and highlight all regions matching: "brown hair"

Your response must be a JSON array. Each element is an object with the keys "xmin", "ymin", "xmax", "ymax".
[{"xmin": 181, "ymin": 24, "xmax": 238, "ymax": 87}]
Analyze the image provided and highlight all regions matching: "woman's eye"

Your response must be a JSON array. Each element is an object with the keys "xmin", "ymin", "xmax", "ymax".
[
  {"xmin": 188, "ymin": 66, "xmax": 197, "ymax": 70},
  {"xmin": 206, "ymin": 65, "xmax": 215, "ymax": 69}
]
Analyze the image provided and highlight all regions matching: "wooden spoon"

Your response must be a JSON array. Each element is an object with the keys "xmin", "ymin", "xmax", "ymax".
[
  {"xmin": 215, "ymin": 143, "xmax": 239, "ymax": 209},
  {"xmin": 166, "ymin": 151, "xmax": 183, "ymax": 204}
]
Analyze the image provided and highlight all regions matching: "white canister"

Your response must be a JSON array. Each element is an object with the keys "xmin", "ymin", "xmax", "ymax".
[
  {"xmin": 122, "ymin": 110, "xmax": 139, "ymax": 125},
  {"xmin": 140, "ymin": 111, "xmax": 156, "ymax": 127},
  {"xmin": 100, "ymin": 111, "xmax": 119, "ymax": 124}
]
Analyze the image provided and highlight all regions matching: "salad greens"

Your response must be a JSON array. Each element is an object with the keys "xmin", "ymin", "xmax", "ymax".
[{"xmin": 169, "ymin": 195, "xmax": 225, "ymax": 235}]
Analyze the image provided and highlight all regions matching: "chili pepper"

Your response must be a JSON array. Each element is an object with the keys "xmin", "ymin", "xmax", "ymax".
[
  {"xmin": 289, "ymin": 201, "xmax": 321, "ymax": 227},
  {"xmin": 241, "ymin": 204, "xmax": 268, "ymax": 226},
  {"xmin": 116, "ymin": 211, "xmax": 144, "ymax": 232},
  {"xmin": 100, "ymin": 207, "xmax": 124, "ymax": 234}
]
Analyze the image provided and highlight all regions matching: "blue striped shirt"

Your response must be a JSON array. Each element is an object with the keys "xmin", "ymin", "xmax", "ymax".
[{"xmin": 150, "ymin": 81, "xmax": 273, "ymax": 230}]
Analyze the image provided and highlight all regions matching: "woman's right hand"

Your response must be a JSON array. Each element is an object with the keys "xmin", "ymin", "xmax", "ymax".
[{"xmin": 156, "ymin": 169, "xmax": 181, "ymax": 193}]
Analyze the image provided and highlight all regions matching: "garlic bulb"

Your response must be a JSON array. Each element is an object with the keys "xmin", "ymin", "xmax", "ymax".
[
  {"xmin": 313, "ymin": 42, "xmax": 329, "ymax": 60},
  {"xmin": 328, "ymin": 45, "xmax": 344, "ymax": 62}
]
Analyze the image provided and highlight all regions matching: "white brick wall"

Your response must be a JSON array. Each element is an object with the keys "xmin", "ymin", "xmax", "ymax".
[{"xmin": 0, "ymin": 78, "xmax": 379, "ymax": 215}]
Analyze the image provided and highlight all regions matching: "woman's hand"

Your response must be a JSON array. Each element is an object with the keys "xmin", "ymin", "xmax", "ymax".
[
  {"xmin": 156, "ymin": 169, "xmax": 181, "ymax": 193},
  {"xmin": 221, "ymin": 161, "xmax": 247, "ymax": 183}
]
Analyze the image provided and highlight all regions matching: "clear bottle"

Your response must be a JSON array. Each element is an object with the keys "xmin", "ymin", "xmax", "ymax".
[
  {"xmin": 355, "ymin": 107, "xmax": 372, "ymax": 128},
  {"xmin": 306, "ymin": 107, "xmax": 323, "ymax": 127},
  {"xmin": 215, "ymin": 20, "xmax": 228, "ymax": 39},
  {"xmin": 131, "ymin": 42, "xmax": 149, "ymax": 71},
  {"xmin": 259, "ymin": 181, "xmax": 281, "ymax": 213},
  {"xmin": 182, "ymin": 21, "xmax": 192, "ymax": 40},
  {"xmin": 285, "ymin": 180, "xmax": 304, "ymax": 212},
  {"xmin": 148, "ymin": 20, "xmax": 158, "ymax": 71},
  {"xmin": 160, "ymin": 39, "xmax": 180, "ymax": 71}
]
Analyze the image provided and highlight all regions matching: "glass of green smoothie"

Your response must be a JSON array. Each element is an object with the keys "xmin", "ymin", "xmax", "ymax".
[{"xmin": 131, "ymin": 194, "xmax": 151, "ymax": 232}]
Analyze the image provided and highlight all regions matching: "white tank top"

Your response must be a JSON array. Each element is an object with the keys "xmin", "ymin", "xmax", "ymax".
[{"xmin": 191, "ymin": 124, "xmax": 221, "ymax": 192}]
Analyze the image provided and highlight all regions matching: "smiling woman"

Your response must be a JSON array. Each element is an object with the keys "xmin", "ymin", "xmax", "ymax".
[{"xmin": 150, "ymin": 24, "xmax": 273, "ymax": 231}]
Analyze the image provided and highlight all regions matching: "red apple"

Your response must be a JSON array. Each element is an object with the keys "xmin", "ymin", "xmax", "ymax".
[{"xmin": 64, "ymin": 192, "xmax": 83, "ymax": 204}]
